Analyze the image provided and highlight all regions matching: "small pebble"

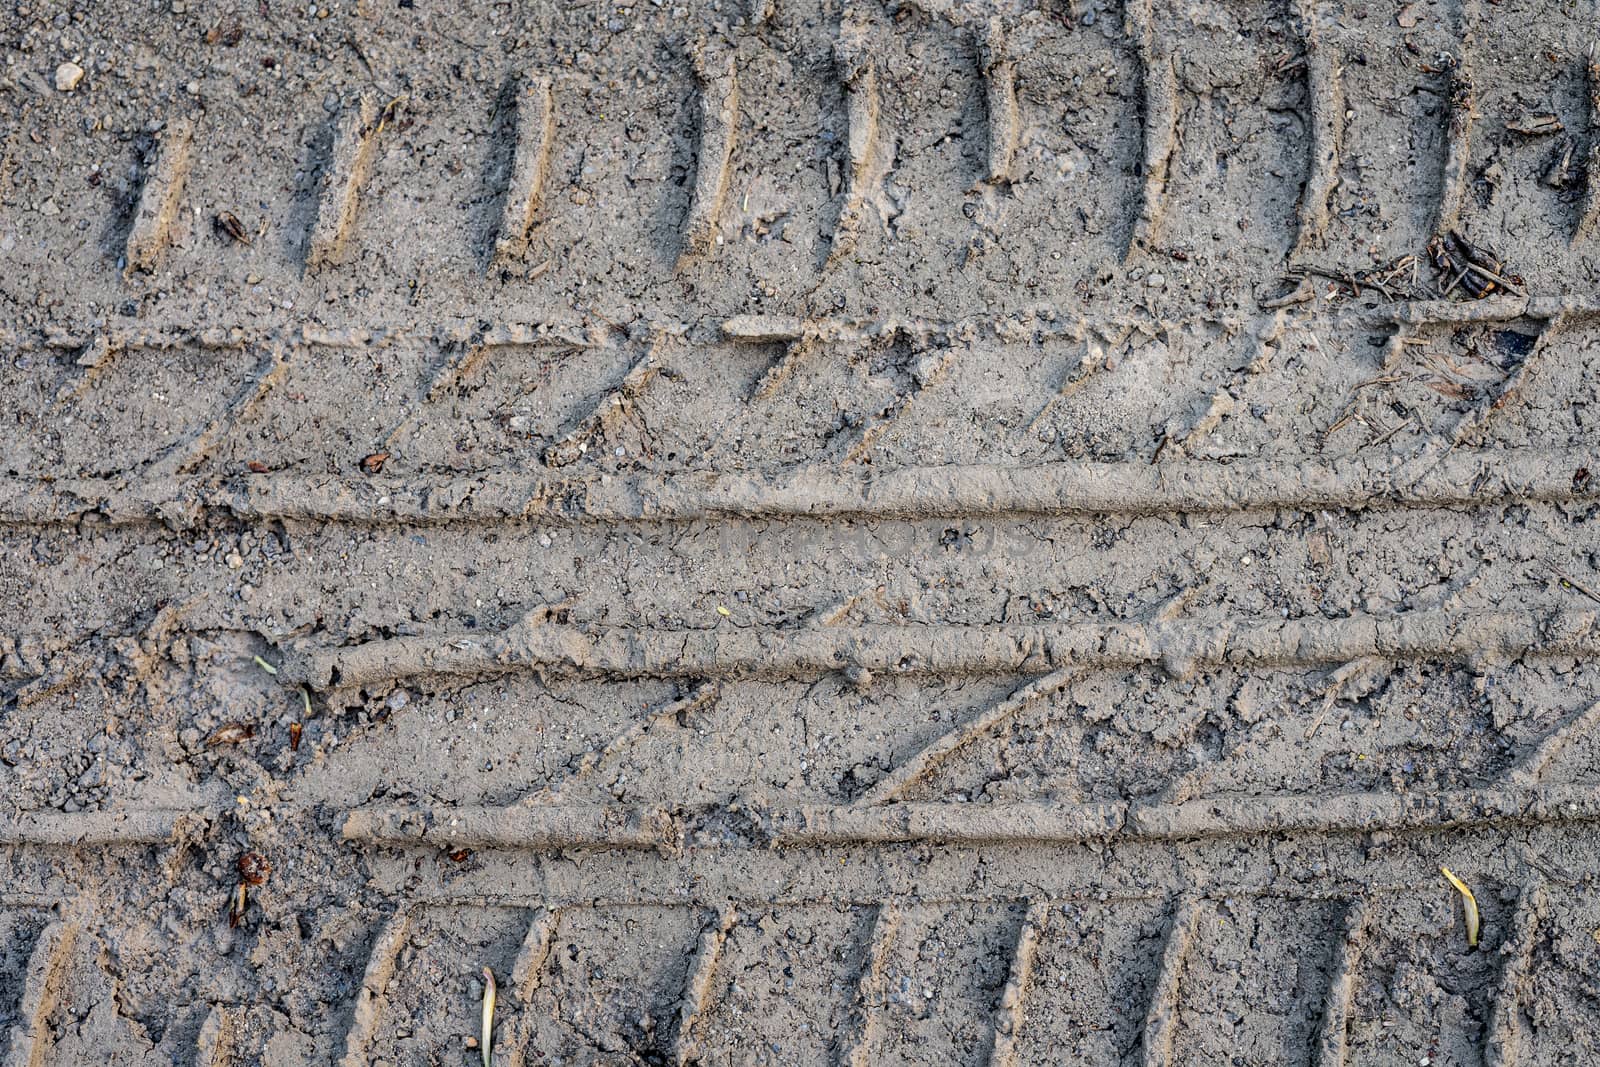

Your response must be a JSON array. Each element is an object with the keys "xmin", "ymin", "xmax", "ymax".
[{"xmin": 54, "ymin": 62, "xmax": 84, "ymax": 92}]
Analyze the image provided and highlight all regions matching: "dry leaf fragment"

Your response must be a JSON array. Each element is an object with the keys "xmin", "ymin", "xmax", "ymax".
[
  {"xmin": 206, "ymin": 722, "xmax": 256, "ymax": 747},
  {"xmin": 215, "ymin": 211, "xmax": 251, "ymax": 244},
  {"xmin": 480, "ymin": 967, "xmax": 497, "ymax": 1067},
  {"xmin": 1441, "ymin": 866, "xmax": 1481, "ymax": 948},
  {"xmin": 360, "ymin": 451, "xmax": 389, "ymax": 474},
  {"xmin": 205, "ymin": 18, "xmax": 243, "ymax": 46}
]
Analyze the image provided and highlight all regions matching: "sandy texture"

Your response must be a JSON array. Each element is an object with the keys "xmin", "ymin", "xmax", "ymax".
[{"xmin": 3, "ymin": 0, "xmax": 1600, "ymax": 1062}]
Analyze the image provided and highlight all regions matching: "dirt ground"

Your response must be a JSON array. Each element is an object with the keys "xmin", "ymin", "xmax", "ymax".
[{"xmin": 2, "ymin": 0, "xmax": 1600, "ymax": 1062}]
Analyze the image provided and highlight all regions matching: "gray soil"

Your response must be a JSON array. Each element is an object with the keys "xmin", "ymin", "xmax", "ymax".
[{"xmin": 3, "ymin": 0, "xmax": 1600, "ymax": 1062}]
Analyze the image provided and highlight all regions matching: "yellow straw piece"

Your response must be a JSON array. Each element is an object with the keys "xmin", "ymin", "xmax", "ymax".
[
  {"xmin": 1440, "ymin": 866, "xmax": 1481, "ymax": 948},
  {"xmin": 481, "ymin": 967, "xmax": 497, "ymax": 1067}
]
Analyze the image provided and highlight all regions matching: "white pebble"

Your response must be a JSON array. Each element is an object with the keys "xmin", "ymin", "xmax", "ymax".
[{"xmin": 54, "ymin": 62, "xmax": 85, "ymax": 92}]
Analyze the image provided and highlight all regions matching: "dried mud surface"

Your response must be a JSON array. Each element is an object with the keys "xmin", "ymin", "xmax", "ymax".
[{"xmin": 3, "ymin": 0, "xmax": 1600, "ymax": 1062}]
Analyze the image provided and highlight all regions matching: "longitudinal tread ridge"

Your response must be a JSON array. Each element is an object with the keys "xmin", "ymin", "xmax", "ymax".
[
  {"xmin": 680, "ymin": 43, "xmax": 739, "ymax": 261},
  {"xmin": 837, "ymin": 903, "xmax": 901, "ymax": 1067},
  {"xmin": 1311, "ymin": 898, "xmax": 1369, "ymax": 1067},
  {"xmin": 334, "ymin": 910, "xmax": 411, "ymax": 1067},
  {"xmin": 1126, "ymin": 0, "xmax": 1176, "ymax": 257},
  {"xmin": 1140, "ymin": 897, "xmax": 1200, "ymax": 1067},
  {"xmin": 492, "ymin": 74, "xmax": 556, "ymax": 264},
  {"xmin": 306, "ymin": 95, "xmax": 383, "ymax": 270},
  {"xmin": 1483, "ymin": 882, "xmax": 1546, "ymax": 1067},
  {"xmin": 985, "ymin": 900, "xmax": 1046, "ymax": 1067},
  {"xmin": 1292, "ymin": 0, "xmax": 1342, "ymax": 255},
  {"xmin": 123, "ymin": 118, "xmax": 194, "ymax": 276},
  {"xmin": 2, "ymin": 920, "xmax": 79, "ymax": 1067}
]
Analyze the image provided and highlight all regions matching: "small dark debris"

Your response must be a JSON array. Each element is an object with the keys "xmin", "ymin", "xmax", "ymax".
[
  {"xmin": 205, "ymin": 722, "xmax": 256, "ymax": 746},
  {"xmin": 376, "ymin": 96, "xmax": 404, "ymax": 134},
  {"xmin": 1544, "ymin": 138, "xmax": 1577, "ymax": 189},
  {"xmin": 1506, "ymin": 112, "xmax": 1562, "ymax": 136},
  {"xmin": 238, "ymin": 851, "xmax": 272, "ymax": 886},
  {"xmin": 214, "ymin": 211, "xmax": 250, "ymax": 245},
  {"xmin": 1491, "ymin": 329, "xmax": 1538, "ymax": 359},
  {"xmin": 205, "ymin": 18, "xmax": 244, "ymax": 46},
  {"xmin": 1428, "ymin": 231, "xmax": 1522, "ymax": 299}
]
